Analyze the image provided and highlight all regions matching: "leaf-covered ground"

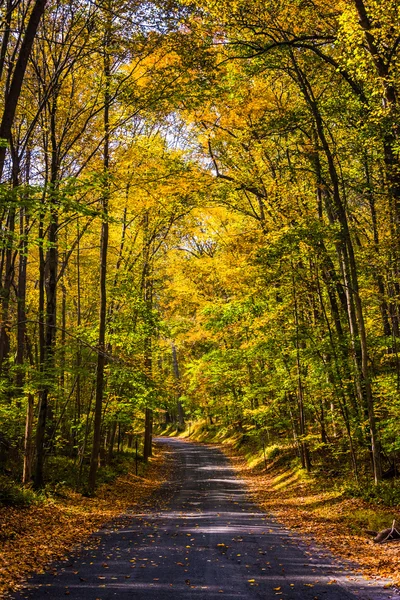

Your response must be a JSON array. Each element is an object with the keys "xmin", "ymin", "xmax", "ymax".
[
  {"xmin": 222, "ymin": 448, "xmax": 400, "ymax": 589},
  {"xmin": 0, "ymin": 447, "xmax": 173, "ymax": 598}
]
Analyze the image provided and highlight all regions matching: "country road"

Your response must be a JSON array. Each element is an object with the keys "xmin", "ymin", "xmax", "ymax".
[{"xmin": 11, "ymin": 438, "xmax": 399, "ymax": 600}]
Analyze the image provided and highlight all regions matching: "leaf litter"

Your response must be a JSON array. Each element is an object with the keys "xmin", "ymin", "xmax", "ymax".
[
  {"xmin": 220, "ymin": 446, "xmax": 400, "ymax": 588},
  {"xmin": 0, "ymin": 446, "xmax": 173, "ymax": 598}
]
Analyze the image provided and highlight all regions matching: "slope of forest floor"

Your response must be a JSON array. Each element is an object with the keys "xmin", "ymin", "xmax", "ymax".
[
  {"xmin": 0, "ymin": 446, "xmax": 173, "ymax": 598},
  {"xmin": 159, "ymin": 423, "xmax": 400, "ymax": 588}
]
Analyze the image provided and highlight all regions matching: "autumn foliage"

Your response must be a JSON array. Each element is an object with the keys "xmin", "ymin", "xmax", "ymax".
[{"xmin": 0, "ymin": 0, "xmax": 399, "ymax": 555}]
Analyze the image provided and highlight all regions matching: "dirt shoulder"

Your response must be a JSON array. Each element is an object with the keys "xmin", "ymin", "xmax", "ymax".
[{"xmin": 0, "ymin": 445, "xmax": 173, "ymax": 598}]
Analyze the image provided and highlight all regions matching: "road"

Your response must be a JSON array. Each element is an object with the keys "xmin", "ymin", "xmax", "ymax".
[{"xmin": 12, "ymin": 438, "xmax": 399, "ymax": 600}]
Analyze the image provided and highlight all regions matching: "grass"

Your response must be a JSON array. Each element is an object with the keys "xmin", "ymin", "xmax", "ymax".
[{"xmin": 343, "ymin": 479, "xmax": 400, "ymax": 507}]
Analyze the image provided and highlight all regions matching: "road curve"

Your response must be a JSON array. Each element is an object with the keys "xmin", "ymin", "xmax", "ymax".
[{"xmin": 11, "ymin": 438, "xmax": 398, "ymax": 600}]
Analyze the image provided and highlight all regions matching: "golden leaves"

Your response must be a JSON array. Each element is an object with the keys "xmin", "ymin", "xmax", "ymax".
[
  {"xmin": 0, "ymin": 447, "xmax": 171, "ymax": 597},
  {"xmin": 220, "ymin": 444, "xmax": 400, "ymax": 589}
]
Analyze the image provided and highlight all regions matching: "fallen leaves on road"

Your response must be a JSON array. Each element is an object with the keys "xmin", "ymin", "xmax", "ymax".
[
  {"xmin": 223, "ymin": 449, "xmax": 400, "ymax": 588},
  {"xmin": 0, "ymin": 446, "xmax": 173, "ymax": 598}
]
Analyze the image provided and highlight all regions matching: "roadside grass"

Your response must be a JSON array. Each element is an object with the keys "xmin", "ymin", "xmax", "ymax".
[{"xmin": 158, "ymin": 420, "xmax": 400, "ymax": 587}]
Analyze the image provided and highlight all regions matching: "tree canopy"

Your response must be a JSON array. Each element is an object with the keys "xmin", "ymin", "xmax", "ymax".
[{"xmin": 0, "ymin": 0, "xmax": 399, "ymax": 493}]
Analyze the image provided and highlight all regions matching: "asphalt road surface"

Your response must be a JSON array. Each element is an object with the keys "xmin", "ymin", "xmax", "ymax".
[{"xmin": 12, "ymin": 438, "xmax": 399, "ymax": 600}]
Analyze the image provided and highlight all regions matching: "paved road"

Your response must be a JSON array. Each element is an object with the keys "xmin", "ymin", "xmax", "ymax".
[{"xmin": 12, "ymin": 438, "xmax": 399, "ymax": 600}]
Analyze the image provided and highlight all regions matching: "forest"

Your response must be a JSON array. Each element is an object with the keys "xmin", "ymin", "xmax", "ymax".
[{"xmin": 0, "ymin": 0, "xmax": 399, "ymax": 504}]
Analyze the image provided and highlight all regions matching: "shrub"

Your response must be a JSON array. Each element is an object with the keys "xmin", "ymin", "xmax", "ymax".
[
  {"xmin": 0, "ymin": 475, "xmax": 39, "ymax": 507},
  {"xmin": 343, "ymin": 479, "xmax": 400, "ymax": 507},
  {"xmin": 267, "ymin": 445, "xmax": 281, "ymax": 460}
]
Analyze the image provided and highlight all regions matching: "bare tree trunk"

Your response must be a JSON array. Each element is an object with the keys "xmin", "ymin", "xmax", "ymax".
[
  {"xmin": 143, "ymin": 326, "xmax": 153, "ymax": 459},
  {"xmin": 33, "ymin": 92, "xmax": 60, "ymax": 488},
  {"xmin": 143, "ymin": 211, "xmax": 153, "ymax": 461},
  {"xmin": 0, "ymin": 203, "xmax": 15, "ymax": 372},
  {"xmin": 18, "ymin": 158, "xmax": 31, "ymax": 484},
  {"xmin": 0, "ymin": 0, "xmax": 13, "ymax": 82},
  {"xmin": 107, "ymin": 421, "xmax": 117, "ymax": 463},
  {"xmin": 292, "ymin": 270, "xmax": 311, "ymax": 473},
  {"xmin": 22, "ymin": 393, "xmax": 34, "ymax": 484},
  {"xmin": 34, "ymin": 208, "xmax": 58, "ymax": 486},
  {"xmin": 60, "ymin": 272, "xmax": 66, "ymax": 387},
  {"xmin": 143, "ymin": 407, "xmax": 153, "ymax": 461},
  {"xmin": 74, "ymin": 223, "xmax": 82, "ymax": 453},
  {"xmin": 88, "ymin": 11, "xmax": 111, "ymax": 494},
  {"xmin": 16, "ymin": 162, "xmax": 30, "ymax": 393},
  {"xmin": 0, "ymin": 0, "xmax": 48, "ymax": 180},
  {"xmin": 287, "ymin": 394, "xmax": 301, "ymax": 458},
  {"xmin": 172, "ymin": 343, "xmax": 184, "ymax": 427},
  {"xmin": 0, "ymin": 145, "xmax": 19, "ymax": 372}
]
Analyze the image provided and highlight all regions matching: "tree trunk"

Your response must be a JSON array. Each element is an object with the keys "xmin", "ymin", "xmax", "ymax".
[
  {"xmin": 15, "ymin": 163, "xmax": 30, "ymax": 393},
  {"xmin": 74, "ymin": 225, "xmax": 82, "ymax": 454},
  {"xmin": 172, "ymin": 343, "xmax": 184, "ymax": 427},
  {"xmin": 143, "ymin": 407, "xmax": 153, "ymax": 461},
  {"xmin": 107, "ymin": 421, "xmax": 117, "ymax": 463},
  {"xmin": 22, "ymin": 393, "xmax": 34, "ymax": 484},
  {"xmin": 0, "ymin": 0, "xmax": 48, "ymax": 180},
  {"xmin": 0, "ymin": 203, "xmax": 15, "ymax": 372},
  {"xmin": 293, "ymin": 55, "xmax": 381, "ymax": 483},
  {"xmin": 88, "ymin": 13, "xmax": 111, "ymax": 494},
  {"xmin": 33, "ymin": 96, "xmax": 59, "ymax": 489},
  {"xmin": 292, "ymin": 271, "xmax": 311, "ymax": 473},
  {"xmin": 142, "ymin": 207, "xmax": 154, "ymax": 462},
  {"xmin": 0, "ymin": 145, "xmax": 19, "ymax": 373}
]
